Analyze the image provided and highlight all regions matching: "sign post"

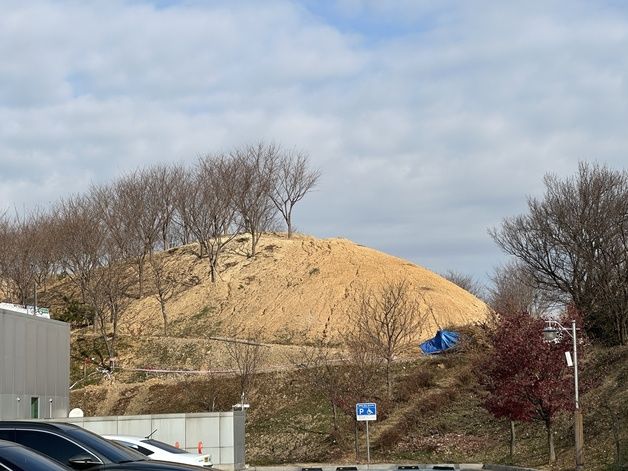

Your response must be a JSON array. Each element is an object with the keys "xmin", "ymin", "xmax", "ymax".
[{"xmin": 356, "ymin": 402, "xmax": 377, "ymax": 468}]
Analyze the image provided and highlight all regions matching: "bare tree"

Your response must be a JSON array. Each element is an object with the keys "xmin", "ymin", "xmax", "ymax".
[
  {"xmin": 28, "ymin": 210, "xmax": 58, "ymax": 295},
  {"xmin": 488, "ymin": 261, "xmax": 553, "ymax": 316},
  {"xmin": 224, "ymin": 328, "xmax": 268, "ymax": 405},
  {"xmin": 349, "ymin": 280, "xmax": 429, "ymax": 399},
  {"xmin": 148, "ymin": 253, "xmax": 178, "ymax": 335},
  {"xmin": 151, "ymin": 164, "xmax": 185, "ymax": 251},
  {"xmin": 91, "ymin": 170, "xmax": 162, "ymax": 298},
  {"xmin": 270, "ymin": 149, "xmax": 320, "ymax": 238},
  {"xmin": 0, "ymin": 215, "xmax": 8, "ymax": 298},
  {"xmin": 491, "ymin": 162, "xmax": 628, "ymax": 345},
  {"xmin": 54, "ymin": 193, "xmax": 131, "ymax": 367},
  {"xmin": 199, "ymin": 155, "xmax": 241, "ymax": 281},
  {"xmin": 442, "ymin": 269, "xmax": 485, "ymax": 299},
  {"xmin": 231, "ymin": 143, "xmax": 278, "ymax": 257},
  {"xmin": 292, "ymin": 321, "xmax": 346, "ymax": 432},
  {"xmin": 175, "ymin": 155, "xmax": 240, "ymax": 282},
  {"xmin": 171, "ymin": 173, "xmax": 194, "ymax": 247},
  {"xmin": 83, "ymin": 239, "xmax": 133, "ymax": 370},
  {"xmin": 54, "ymin": 195, "xmax": 107, "ymax": 307},
  {"xmin": 0, "ymin": 209, "xmax": 59, "ymax": 305},
  {"xmin": 0, "ymin": 216, "xmax": 34, "ymax": 303},
  {"xmin": 340, "ymin": 329, "xmax": 383, "ymax": 461}
]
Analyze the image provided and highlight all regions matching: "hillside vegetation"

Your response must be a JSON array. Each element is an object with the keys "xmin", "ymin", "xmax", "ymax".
[
  {"xmin": 70, "ymin": 334, "xmax": 627, "ymax": 470},
  {"xmin": 41, "ymin": 233, "xmax": 626, "ymax": 469}
]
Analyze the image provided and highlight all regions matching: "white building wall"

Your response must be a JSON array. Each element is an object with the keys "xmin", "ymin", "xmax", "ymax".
[{"xmin": 0, "ymin": 307, "xmax": 70, "ymax": 419}]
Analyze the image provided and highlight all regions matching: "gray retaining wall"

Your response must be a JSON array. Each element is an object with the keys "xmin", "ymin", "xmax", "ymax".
[{"xmin": 61, "ymin": 411, "xmax": 246, "ymax": 469}]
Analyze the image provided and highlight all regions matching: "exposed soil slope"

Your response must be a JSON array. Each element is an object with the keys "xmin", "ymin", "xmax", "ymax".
[{"xmin": 116, "ymin": 234, "xmax": 488, "ymax": 342}]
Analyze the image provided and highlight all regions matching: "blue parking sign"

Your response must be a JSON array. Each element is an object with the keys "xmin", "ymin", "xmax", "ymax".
[{"xmin": 356, "ymin": 402, "xmax": 377, "ymax": 421}]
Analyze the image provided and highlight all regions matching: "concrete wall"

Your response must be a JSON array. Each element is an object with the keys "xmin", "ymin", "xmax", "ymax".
[
  {"xmin": 64, "ymin": 411, "xmax": 246, "ymax": 470},
  {"xmin": 0, "ymin": 308, "xmax": 70, "ymax": 419}
]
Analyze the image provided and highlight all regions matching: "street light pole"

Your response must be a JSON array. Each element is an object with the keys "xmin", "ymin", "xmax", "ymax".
[
  {"xmin": 572, "ymin": 320, "xmax": 583, "ymax": 471},
  {"xmin": 543, "ymin": 319, "xmax": 583, "ymax": 471}
]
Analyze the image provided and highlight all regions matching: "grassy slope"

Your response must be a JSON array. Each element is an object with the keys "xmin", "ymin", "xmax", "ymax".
[
  {"xmin": 71, "ymin": 339, "xmax": 627, "ymax": 470},
  {"xmin": 245, "ymin": 342, "xmax": 627, "ymax": 469}
]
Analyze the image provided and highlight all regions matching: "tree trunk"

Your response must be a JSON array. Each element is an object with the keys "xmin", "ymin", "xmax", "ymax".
[
  {"xmin": 111, "ymin": 306, "xmax": 118, "ymax": 365},
  {"xmin": 162, "ymin": 225, "xmax": 169, "ymax": 251},
  {"xmin": 98, "ymin": 308, "xmax": 115, "ymax": 370},
  {"xmin": 509, "ymin": 420, "xmax": 516, "ymax": 463},
  {"xmin": 209, "ymin": 257, "xmax": 217, "ymax": 283},
  {"xmin": 137, "ymin": 259, "xmax": 144, "ymax": 299},
  {"xmin": 546, "ymin": 421, "xmax": 556, "ymax": 464},
  {"xmin": 250, "ymin": 230, "xmax": 258, "ymax": 257},
  {"xmin": 287, "ymin": 211, "xmax": 292, "ymax": 238},
  {"xmin": 160, "ymin": 298, "xmax": 168, "ymax": 336},
  {"xmin": 386, "ymin": 358, "xmax": 392, "ymax": 399}
]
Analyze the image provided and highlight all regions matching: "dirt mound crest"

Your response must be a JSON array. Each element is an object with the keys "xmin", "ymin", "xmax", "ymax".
[{"xmin": 119, "ymin": 234, "xmax": 488, "ymax": 342}]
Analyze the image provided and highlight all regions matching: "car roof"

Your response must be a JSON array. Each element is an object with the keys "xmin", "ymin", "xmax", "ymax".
[
  {"xmin": 0, "ymin": 439, "xmax": 19, "ymax": 448},
  {"xmin": 0, "ymin": 421, "xmax": 82, "ymax": 432}
]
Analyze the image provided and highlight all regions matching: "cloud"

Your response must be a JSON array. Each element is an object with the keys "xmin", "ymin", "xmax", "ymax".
[{"xmin": 1, "ymin": 0, "xmax": 628, "ymax": 283}]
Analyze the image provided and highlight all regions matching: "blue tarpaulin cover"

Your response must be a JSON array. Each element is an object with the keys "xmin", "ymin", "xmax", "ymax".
[{"xmin": 420, "ymin": 330, "xmax": 460, "ymax": 355}]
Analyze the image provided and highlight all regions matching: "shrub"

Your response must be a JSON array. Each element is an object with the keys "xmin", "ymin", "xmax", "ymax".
[{"xmin": 396, "ymin": 367, "xmax": 436, "ymax": 401}]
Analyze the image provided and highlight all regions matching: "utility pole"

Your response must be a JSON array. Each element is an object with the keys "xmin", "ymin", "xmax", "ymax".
[
  {"xmin": 572, "ymin": 320, "xmax": 583, "ymax": 471},
  {"xmin": 543, "ymin": 319, "xmax": 584, "ymax": 471}
]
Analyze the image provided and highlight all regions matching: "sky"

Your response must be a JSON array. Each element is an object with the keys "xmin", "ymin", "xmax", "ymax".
[{"xmin": 2, "ymin": 0, "xmax": 628, "ymax": 287}]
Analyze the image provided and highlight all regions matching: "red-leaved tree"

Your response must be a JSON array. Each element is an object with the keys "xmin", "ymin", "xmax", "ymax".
[{"xmin": 477, "ymin": 310, "xmax": 576, "ymax": 465}]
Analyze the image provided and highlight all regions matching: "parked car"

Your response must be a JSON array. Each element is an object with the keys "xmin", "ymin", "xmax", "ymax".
[
  {"xmin": 0, "ymin": 422, "xmax": 205, "ymax": 470},
  {"xmin": 104, "ymin": 436, "xmax": 212, "ymax": 468},
  {"xmin": 0, "ymin": 438, "xmax": 73, "ymax": 471}
]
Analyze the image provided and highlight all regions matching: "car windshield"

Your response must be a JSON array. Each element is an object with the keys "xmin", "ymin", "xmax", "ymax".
[
  {"xmin": 64, "ymin": 427, "xmax": 148, "ymax": 463},
  {"xmin": 141, "ymin": 439, "xmax": 189, "ymax": 454}
]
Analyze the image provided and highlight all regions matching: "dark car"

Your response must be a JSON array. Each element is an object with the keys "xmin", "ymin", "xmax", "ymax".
[
  {"xmin": 0, "ymin": 422, "xmax": 204, "ymax": 470},
  {"xmin": 0, "ymin": 438, "xmax": 73, "ymax": 471}
]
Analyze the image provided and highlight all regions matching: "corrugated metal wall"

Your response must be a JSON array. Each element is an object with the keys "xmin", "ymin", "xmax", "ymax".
[{"xmin": 0, "ymin": 308, "xmax": 70, "ymax": 419}]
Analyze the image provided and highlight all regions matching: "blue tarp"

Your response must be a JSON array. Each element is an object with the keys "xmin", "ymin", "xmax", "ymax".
[{"xmin": 420, "ymin": 330, "xmax": 460, "ymax": 355}]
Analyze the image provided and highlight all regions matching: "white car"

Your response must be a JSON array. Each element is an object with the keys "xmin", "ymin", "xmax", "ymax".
[{"xmin": 104, "ymin": 435, "xmax": 212, "ymax": 468}]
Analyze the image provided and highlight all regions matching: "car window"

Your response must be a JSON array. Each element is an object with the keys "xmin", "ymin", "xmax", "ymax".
[
  {"xmin": 0, "ymin": 432, "xmax": 13, "ymax": 442},
  {"xmin": 113, "ymin": 440, "xmax": 154, "ymax": 456},
  {"xmin": 0, "ymin": 444, "xmax": 74, "ymax": 471},
  {"xmin": 14, "ymin": 430, "xmax": 98, "ymax": 467},
  {"xmin": 142, "ymin": 439, "xmax": 188, "ymax": 454},
  {"xmin": 63, "ymin": 427, "xmax": 147, "ymax": 462}
]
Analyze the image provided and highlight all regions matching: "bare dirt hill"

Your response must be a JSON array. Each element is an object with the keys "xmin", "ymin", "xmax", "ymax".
[{"xmin": 118, "ymin": 234, "xmax": 488, "ymax": 343}]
